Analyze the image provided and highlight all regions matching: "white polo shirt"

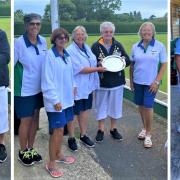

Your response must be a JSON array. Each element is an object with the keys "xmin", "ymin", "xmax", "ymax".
[
  {"xmin": 131, "ymin": 39, "xmax": 167, "ymax": 85},
  {"xmin": 41, "ymin": 47, "xmax": 74, "ymax": 112},
  {"xmin": 175, "ymin": 38, "xmax": 180, "ymax": 55},
  {"xmin": 14, "ymin": 34, "xmax": 47, "ymax": 96},
  {"xmin": 67, "ymin": 42, "xmax": 99, "ymax": 100}
]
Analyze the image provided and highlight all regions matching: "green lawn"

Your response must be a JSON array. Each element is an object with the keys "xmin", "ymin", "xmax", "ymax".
[
  {"xmin": 0, "ymin": 17, "xmax": 11, "ymax": 42},
  {"xmin": 46, "ymin": 33, "xmax": 167, "ymax": 92}
]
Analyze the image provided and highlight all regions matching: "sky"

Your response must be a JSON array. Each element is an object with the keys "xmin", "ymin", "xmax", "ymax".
[{"xmin": 14, "ymin": 0, "xmax": 167, "ymax": 19}]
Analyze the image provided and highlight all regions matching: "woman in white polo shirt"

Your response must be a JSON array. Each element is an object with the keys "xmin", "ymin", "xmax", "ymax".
[
  {"xmin": 66, "ymin": 26, "xmax": 106, "ymax": 151},
  {"xmin": 14, "ymin": 13, "xmax": 47, "ymax": 166},
  {"xmin": 41, "ymin": 28, "xmax": 75, "ymax": 178},
  {"xmin": 130, "ymin": 22, "xmax": 167, "ymax": 148}
]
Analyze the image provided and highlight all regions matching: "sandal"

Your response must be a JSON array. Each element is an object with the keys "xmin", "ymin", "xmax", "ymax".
[
  {"xmin": 144, "ymin": 136, "xmax": 152, "ymax": 148},
  {"xmin": 137, "ymin": 129, "xmax": 146, "ymax": 140},
  {"xmin": 45, "ymin": 164, "xmax": 63, "ymax": 178},
  {"xmin": 56, "ymin": 156, "xmax": 75, "ymax": 164}
]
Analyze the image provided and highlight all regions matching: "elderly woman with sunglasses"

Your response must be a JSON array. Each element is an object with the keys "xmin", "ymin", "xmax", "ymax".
[
  {"xmin": 14, "ymin": 13, "xmax": 47, "ymax": 166},
  {"xmin": 66, "ymin": 26, "xmax": 106, "ymax": 151},
  {"xmin": 91, "ymin": 22, "xmax": 130, "ymax": 143},
  {"xmin": 130, "ymin": 22, "xmax": 167, "ymax": 148},
  {"xmin": 41, "ymin": 28, "xmax": 76, "ymax": 178}
]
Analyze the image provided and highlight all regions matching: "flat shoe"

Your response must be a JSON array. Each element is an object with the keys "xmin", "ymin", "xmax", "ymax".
[
  {"xmin": 144, "ymin": 136, "xmax": 152, "ymax": 148},
  {"xmin": 56, "ymin": 156, "xmax": 75, "ymax": 164},
  {"xmin": 45, "ymin": 164, "xmax": 63, "ymax": 178},
  {"xmin": 137, "ymin": 129, "xmax": 146, "ymax": 140}
]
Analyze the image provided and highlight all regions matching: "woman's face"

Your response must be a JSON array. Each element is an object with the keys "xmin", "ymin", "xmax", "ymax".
[
  {"xmin": 141, "ymin": 25, "xmax": 154, "ymax": 41},
  {"xmin": 101, "ymin": 27, "xmax": 113, "ymax": 42},
  {"xmin": 55, "ymin": 34, "xmax": 68, "ymax": 49},
  {"xmin": 26, "ymin": 20, "xmax": 41, "ymax": 37},
  {"xmin": 74, "ymin": 29, "xmax": 86, "ymax": 46}
]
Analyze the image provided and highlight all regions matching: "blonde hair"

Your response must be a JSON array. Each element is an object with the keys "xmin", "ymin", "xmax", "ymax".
[
  {"xmin": 138, "ymin": 22, "xmax": 156, "ymax": 38},
  {"xmin": 71, "ymin": 26, "xmax": 88, "ymax": 41}
]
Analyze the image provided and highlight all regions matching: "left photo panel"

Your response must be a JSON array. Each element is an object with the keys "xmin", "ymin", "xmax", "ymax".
[{"xmin": 0, "ymin": 0, "xmax": 11, "ymax": 180}]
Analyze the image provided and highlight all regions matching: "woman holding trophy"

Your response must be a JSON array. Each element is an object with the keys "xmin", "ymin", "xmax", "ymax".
[{"xmin": 92, "ymin": 21, "xmax": 130, "ymax": 143}]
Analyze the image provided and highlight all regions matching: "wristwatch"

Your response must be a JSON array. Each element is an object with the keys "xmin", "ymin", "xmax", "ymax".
[{"xmin": 154, "ymin": 80, "xmax": 160, "ymax": 85}]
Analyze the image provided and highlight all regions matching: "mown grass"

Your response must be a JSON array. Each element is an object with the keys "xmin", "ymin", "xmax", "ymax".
[
  {"xmin": 46, "ymin": 33, "xmax": 167, "ymax": 92},
  {"xmin": 0, "ymin": 17, "xmax": 11, "ymax": 42}
]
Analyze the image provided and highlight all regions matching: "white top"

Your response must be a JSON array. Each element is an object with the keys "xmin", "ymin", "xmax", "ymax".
[
  {"xmin": 14, "ymin": 34, "xmax": 47, "ymax": 96},
  {"xmin": 41, "ymin": 47, "xmax": 74, "ymax": 112},
  {"xmin": 131, "ymin": 39, "xmax": 167, "ymax": 85},
  {"xmin": 67, "ymin": 42, "xmax": 99, "ymax": 100}
]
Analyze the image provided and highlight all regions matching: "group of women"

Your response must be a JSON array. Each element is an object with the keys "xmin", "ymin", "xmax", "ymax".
[{"xmin": 14, "ymin": 13, "xmax": 167, "ymax": 177}]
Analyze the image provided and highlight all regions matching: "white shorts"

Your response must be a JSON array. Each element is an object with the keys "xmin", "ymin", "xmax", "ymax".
[
  {"xmin": 95, "ymin": 86, "xmax": 124, "ymax": 120},
  {"xmin": 0, "ymin": 87, "xmax": 9, "ymax": 134}
]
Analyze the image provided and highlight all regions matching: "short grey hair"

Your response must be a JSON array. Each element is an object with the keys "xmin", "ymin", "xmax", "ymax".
[
  {"xmin": 24, "ymin": 13, "xmax": 41, "ymax": 26},
  {"xmin": 100, "ymin": 21, "xmax": 115, "ymax": 34},
  {"xmin": 138, "ymin": 22, "xmax": 156, "ymax": 38},
  {"xmin": 71, "ymin": 26, "xmax": 88, "ymax": 41}
]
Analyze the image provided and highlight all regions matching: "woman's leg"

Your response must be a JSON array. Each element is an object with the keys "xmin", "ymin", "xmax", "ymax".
[
  {"xmin": 98, "ymin": 119, "xmax": 105, "ymax": 131},
  {"xmin": 67, "ymin": 120, "xmax": 75, "ymax": 138},
  {"xmin": 48, "ymin": 128, "xmax": 63, "ymax": 168},
  {"xmin": 110, "ymin": 118, "xmax": 116, "ymax": 130},
  {"xmin": 28, "ymin": 109, "xmax": 39, "ymax": 149},
  {"xmin": 138, "ymin": 106, "xmax": 146, "ymax": 130},
  {"xmin": 144, "ymin": 107, "xmax": 153, "ymax": 136},
  {"xmin": 19, "ymin": 117, "xmax": 32, "ymax": 150},
  {"xmin": 78, "ymin": 110, "xmax": 89, "ymax": 136}
]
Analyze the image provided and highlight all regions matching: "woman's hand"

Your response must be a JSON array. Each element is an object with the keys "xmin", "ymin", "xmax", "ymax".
[
  {"xmin": 54, "ymin": 103, "xmax": 62, "ymax": 111},
  {"xmin": 97, "ymin": 66, "xmax": 107, "ymax": 72},
  {"xmin": 149, "ymin": 81, "xmax": 159, "ymax": 93}
]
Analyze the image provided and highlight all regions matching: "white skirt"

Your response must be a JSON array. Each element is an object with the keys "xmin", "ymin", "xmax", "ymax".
[{"xmin": 0, "ymin": 87, "xmax": 9, "ymax": 133}]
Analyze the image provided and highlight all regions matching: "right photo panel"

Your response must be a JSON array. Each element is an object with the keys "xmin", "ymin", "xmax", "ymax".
[{"xmin": 171, "ymin": 0, "xmax": 180, "ymax": 180}]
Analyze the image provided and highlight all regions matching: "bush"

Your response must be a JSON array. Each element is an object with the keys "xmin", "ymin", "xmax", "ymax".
[
  {"xmin": 0, "ymin": 5, "xmax": 10, "ymax": 16},
  {"xmin": 14, "ymin": 21, "xmax": 167, "ymax": 35}
]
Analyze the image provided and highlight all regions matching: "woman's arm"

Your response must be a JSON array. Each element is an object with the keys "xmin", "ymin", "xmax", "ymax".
[
  {"xmin": 149, "ymin": 62, "xmax": 167, "ymax": 93},
  {"xmin": 129, "ymin": 62, "xmax": 134, "ymax": 91},
  {"xmin": 80, "ymin": 66, "xmax": 106, "ymax": 74}
]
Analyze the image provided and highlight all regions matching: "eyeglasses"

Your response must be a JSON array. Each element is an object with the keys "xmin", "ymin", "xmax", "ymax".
[
  {"xmin": 29, "ymin": 22, "xmax": 41, "ymax": 26},
  {"xmin": 57, "ymin": 36, "xmax": 67, "ymax": 40}
]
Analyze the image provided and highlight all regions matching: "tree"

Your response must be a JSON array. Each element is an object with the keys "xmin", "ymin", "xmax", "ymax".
[
  {"xmin": 43, "ymin": 0, "xmax": 122, "ymax": 21},
  {"xmin": 14, "ymin": 9, "xmax": 24, "ymax": 22}
]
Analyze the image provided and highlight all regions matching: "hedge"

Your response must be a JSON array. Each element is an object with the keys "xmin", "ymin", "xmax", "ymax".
[
  {"xmin": 0, "ymin": 6, "xmax": 10, "ymax": 16},
  {"xmin": 14, "ymin": 21, "xmax": 167, "ymax": 35}
]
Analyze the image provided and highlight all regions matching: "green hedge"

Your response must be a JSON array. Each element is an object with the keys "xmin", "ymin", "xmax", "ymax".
[
  {"xmin": 0, "ymin": 6, "xmax": 10, "ymax": 16},
  {"xmin": 14, "ymin": 21, "xmax": 167, "ymax": 35}
]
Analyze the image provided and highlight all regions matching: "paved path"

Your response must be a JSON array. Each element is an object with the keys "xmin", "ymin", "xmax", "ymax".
[
  {"xmin": 171, "ymin": 85, "xmax": 180, "ymax": 180},
  {"xmin": 14, "ymin": 99, "xmax": 167, "ymax": 180},
  {"xmin": 0, "ymin": 107, "xmax": 11, "ymax": 180}
]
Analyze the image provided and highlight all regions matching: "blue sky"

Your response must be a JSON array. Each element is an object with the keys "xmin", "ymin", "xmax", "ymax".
[{"xmin": 14, "ymin": 0, "xmax": 167, "ymax": 18}]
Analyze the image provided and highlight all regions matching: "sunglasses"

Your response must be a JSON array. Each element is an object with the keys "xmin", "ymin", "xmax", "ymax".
[
  {"xmin": 29, "ymin": 22, "xmax": 41, "ymax": 26},
  {"xmin": 57, "ymin": 36, "xmax": 68, "ymax": 40}
]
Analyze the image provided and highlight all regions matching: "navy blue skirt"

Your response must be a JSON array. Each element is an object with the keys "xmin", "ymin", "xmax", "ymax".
[
  {"xmin": 73, "ymin": 93, "xmax": 93, "ymax": 115},
  {"xmin": 14, "ymin": 92, "xmax": 43, "ymax": 118}
]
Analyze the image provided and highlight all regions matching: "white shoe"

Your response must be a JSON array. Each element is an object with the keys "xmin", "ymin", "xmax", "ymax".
[
  {"xmin": 144, "ymin": 135, "xmax": 152, "ymax": 148},
  {"xmin": 137, "ymin": 129, "xmax": 146, "ymax": 140}
]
